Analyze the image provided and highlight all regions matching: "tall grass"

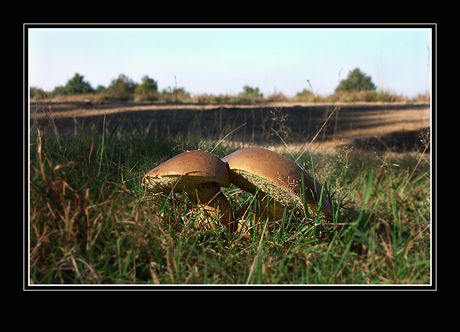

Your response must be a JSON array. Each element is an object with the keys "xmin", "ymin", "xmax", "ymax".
[{"xmin": 28, "ymin": 107, "xmax": 431, "ymax": 285}]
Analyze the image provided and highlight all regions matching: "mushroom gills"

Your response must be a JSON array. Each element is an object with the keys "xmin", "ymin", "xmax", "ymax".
[
  {"xmin": 229, "ymin": 169, "xmax": 302, "ymax": 209},
  {"xmin": 142, "ymin": 150, "xmax": 236, "ymax": 232},
  {"xmin": 222, "ymin": 147, "xmax": 332, "ymax": 219}
]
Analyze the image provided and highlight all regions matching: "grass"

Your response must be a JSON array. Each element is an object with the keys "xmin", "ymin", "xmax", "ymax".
[{"xmin": 28, "ymin": 108, "xmax": 431, "ymax": 285}]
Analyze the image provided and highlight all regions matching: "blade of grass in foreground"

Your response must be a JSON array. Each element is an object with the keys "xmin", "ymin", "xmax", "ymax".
[
  {"xmin": 364, "ymin": 167, "xmax": 373, "ymax": 206},
  {"xmin": 97, "ymin": 114, "xmax": 106, "ymax": 178}
]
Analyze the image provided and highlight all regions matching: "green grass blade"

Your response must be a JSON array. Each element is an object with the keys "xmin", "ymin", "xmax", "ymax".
[
  {"xmin": 364, "ymin": 167, "xmax": 373, "ymax": 206},
  {"xmin": 389, "ymin": 176, "xmax": 399, "ymax": 224},
  {"xmin": 97, "ymin": 114, "xmax": 106, "ymax": 178},
  {"xmin": 106, "ymin": 116, "xmax": 124, "ymax": 145}
]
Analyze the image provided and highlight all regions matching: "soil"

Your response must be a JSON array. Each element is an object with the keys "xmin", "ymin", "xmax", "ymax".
[{"xmin": 30, "ymin": 101, "xmax": 431, "ymax": 153}]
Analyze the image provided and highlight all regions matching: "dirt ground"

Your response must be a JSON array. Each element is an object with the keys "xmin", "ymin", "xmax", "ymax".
[{"xmin": 30, "ymin": 101, "xmax": 431, "ymax": 153}]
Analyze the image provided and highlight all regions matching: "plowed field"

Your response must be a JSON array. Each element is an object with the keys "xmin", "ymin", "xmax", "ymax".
[{"xmin": 30, "ymin": 101, "xmax": 430, "ymax": 153}]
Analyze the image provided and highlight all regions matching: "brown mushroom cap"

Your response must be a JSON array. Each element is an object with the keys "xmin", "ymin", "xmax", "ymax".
[
  {"xmin": 142, "ymin": 150, "xmax": 236, "ymax": 231},
  {"xmin": 143, "ymin": 150, "xmax": 231, "ymax": 194},
  {"xmin": 222, "ymin": 147, "xmax": 332, "ymax": 218}
]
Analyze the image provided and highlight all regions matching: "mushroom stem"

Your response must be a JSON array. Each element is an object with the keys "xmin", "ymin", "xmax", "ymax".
[{"xmin": 188, "ymin": 182, "xmax": 236, "ymax": 232}]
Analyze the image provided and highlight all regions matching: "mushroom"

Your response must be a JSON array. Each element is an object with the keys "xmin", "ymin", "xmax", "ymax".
[
  {"xmin": 222, "ymin": 147, "xmax": 333, "ymax": 226},
  {"xmin": 142, "ymin": 150, "xmax": 236, "ymax": 232}
]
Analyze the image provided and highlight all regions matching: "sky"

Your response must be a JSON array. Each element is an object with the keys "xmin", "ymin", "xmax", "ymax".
[{"xmin": 28, "ymin": 26, "xmax": 433, "ymax": 98}]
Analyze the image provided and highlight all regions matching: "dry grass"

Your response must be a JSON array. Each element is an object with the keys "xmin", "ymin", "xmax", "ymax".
[{"xmin": 35, "ymin": 90, "xmax": 430, "ymax": 105}]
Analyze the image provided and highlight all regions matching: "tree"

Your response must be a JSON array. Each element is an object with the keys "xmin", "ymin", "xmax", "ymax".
[
  {"xmin": 335, "ymin": 68, "xmax": 376, "ymax": 93},
  {"xmin": 95, "ymin": 85, "xmax": 107, "ymax": 94},
  {"xmin": 134, "ymin": 75, "xmax": 158, "ymax": 101},
  {"xmin": 64, "ymin": 73, "xmax": 95, "ymax": 95},
  {"xmin": 49, "ymin": 85, "xmax": 66, "ymax": 97},
  {"xmin": 239, "ymin": 85, "xmax": 263, "ymax": 101},
  {"xmin": 104, "ymin": 74, "xmax": 137, "ymax": 101}
]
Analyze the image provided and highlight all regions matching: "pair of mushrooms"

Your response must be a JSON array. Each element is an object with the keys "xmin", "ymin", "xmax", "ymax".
[{"xmin": 142, "ymin": 147, "xmax": 333, "ymax": 232}]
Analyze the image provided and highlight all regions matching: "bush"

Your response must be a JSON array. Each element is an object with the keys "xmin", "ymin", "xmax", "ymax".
[
  {"xmin": 47, "ymin": 73, "xmax": 94, "ymax": 98},
  {"xmin": 65, "ymin": 73, "xmax": 95, "ymax": 95},
  {"xmin": 95, "ymin": 85, "xmax": 107, "ymax": 94},
  {"xmin": 213, "ymin": 94, "xmax": 234, "ymax": 103},
  {"xmin": 265, "ymin": 92, "xmax": 288, "ymax": 102},
  {"xmin": 238, "ymin": 85, "xmax": 263, "ymax": 102},
  {"xmin": 335, "ymin": 68, "xmax": 376, "ymax": 93},
  {"xmin": 102, "ymin": 74, "xmax": 137, "ymax": 101},
  {"xmin": 193, "ymin": 94, "xmax": 236, "ymax": 103},
  {"xmin": 160, "ymin": 87, "xmax": 191, "ymax": 103},
  {"xmin": 30, "ymin": 86, "xmax": 47, "ymax": 100},
  {"xmin": 376, "ymin": 90, "xmax": 407, "ymax": 103},
  {"xmin": 193, "ymin": 93, "xmax": 214, "ymax": 103},
  {"xmin": 134, "ymin": 75, "xmax": 159, "ymax": 101},
  {"xmin": 410, "ymin": 92, "xmax": 430, "ymax": 103},
  {"xmin": 294, "ymin": 89, "xmax": 314, "ymax": 102}
]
